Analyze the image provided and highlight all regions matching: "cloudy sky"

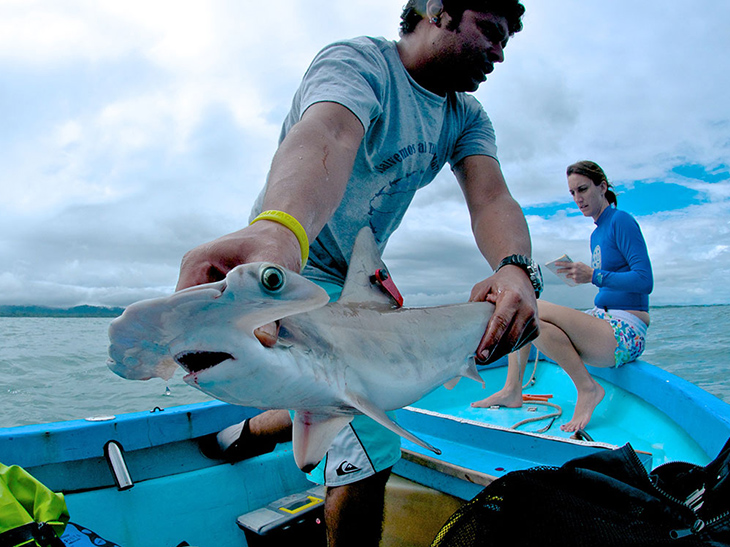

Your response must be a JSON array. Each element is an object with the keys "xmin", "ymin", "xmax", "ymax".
[{"xmin": 1, "ymin": 0, "xmax": 728, "ymax": 310}]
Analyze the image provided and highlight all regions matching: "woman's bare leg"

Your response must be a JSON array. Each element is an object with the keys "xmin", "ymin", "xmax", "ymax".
[
  {"xmin": 471, "ymin": 343, "xmax": 532, "ymax": 408},
  {"xmin": 472, "ymin": 301, "xmax": 620, "ymax": 430},
  {"xmin": 534, "ymin": 301, "xmax": 617, "ymax": 431},
  {"xmin": 533, "ymin": 321, "xmax": 603, "ymax": 431}
]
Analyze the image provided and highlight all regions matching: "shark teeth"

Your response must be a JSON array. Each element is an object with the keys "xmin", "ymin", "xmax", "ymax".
[{"xmin": 175, "ymin": 351, "xmax": 234, "ymax": 374}]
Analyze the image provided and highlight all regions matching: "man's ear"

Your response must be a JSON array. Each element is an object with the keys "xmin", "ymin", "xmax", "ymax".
[{"xmin": 425, "ymin": 0, "xmax": 444, "ymax": 21}]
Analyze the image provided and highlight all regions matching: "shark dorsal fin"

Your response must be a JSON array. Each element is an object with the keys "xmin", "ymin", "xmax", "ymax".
[{"xmin": 338, "ymin": 227, "xmax": 398, "ymax": 307}]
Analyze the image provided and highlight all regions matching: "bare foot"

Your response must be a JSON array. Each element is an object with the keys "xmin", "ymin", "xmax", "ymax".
[
  {"xmin": 560, "ymin": 381, "xmax": 605, "ymax": 432},
  {"xmin": 471, "ymin": 388, "xmax": 523, "ymax": 408}
]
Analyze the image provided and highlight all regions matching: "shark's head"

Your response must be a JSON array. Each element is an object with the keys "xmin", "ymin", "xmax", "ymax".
[{"xmin": 107, "ymin": 263, "xmax": 330, "ymax": 384}]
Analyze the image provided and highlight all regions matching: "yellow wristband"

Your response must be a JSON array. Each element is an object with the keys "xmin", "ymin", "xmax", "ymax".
[{"xmin": 250, "ymin": 210, "xmax": 309, "ymax": 271}]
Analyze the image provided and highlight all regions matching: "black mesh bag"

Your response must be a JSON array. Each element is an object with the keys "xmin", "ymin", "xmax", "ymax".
[{"xmin": 431, "ymin": 437, "xmax": 730, "ymax": 547}]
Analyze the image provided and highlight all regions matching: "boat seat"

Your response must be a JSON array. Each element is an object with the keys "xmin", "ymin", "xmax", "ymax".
[{"xmin": 236, "ymin": 485, "xmax": 326, "ymax": 546}]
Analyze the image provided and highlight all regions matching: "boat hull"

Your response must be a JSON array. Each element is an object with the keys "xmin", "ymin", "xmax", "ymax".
[{"xmin": 1, "ymin": 359, "xmax": 729, "ymax": 545}]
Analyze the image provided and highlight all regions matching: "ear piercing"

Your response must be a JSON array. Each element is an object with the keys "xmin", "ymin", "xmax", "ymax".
[{"xmin": 430, "ymin": 16, "xmax": 439, "ymax": 24}]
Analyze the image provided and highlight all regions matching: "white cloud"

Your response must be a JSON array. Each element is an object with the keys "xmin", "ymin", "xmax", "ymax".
[{"xmin": 0, "ymin": 0, "xmax": 729, "ymax": 308}]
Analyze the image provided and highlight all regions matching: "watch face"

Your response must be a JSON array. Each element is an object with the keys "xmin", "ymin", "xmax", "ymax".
[{"xmin": 499, "ymin": 254, "xmax": 542, "ymax": 296}]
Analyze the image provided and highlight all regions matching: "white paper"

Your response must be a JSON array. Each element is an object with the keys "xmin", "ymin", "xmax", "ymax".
[{"xmin": 545, "ymin": 254, "xmax": 578, "ymax": 286}]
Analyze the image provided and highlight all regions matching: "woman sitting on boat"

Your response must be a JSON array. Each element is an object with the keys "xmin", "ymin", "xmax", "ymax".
[{"xmin": 472, "ymin": 160, "xmax": 653, "ymax": 432}]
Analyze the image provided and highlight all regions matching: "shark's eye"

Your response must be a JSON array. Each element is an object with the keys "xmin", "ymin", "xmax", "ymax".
[{"xmin": 261, "ymin": 266, "xmax": 285, "ymax": 292}]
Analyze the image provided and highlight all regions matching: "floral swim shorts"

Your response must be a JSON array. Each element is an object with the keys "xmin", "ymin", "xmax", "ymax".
[{"xmin": 586, "ymin": 307, "xmax": 648, "ymax": 367}]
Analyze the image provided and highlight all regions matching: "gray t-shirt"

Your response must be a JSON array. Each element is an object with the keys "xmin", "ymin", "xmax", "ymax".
[{"xmin": 252, "ymin": 36, "xmax": 499, "ymax": 285}]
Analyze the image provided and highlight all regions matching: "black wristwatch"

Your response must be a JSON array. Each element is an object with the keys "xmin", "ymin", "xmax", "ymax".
[{"xmin": 495, "ymin": 254, "xmax": 543, "ymax": 298}]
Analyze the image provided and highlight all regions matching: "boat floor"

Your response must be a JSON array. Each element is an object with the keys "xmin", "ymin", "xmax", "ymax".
[
  {"xmin": 59, "ymin": 442, "xmax": 459, "ymax": 547},
  {"xmin": 400, "ymin": 359, "xmax": 709, "ymax": 475},
  {"xmin": 382, "ymin": 475, "xmax": 464, "ymax": 547}
]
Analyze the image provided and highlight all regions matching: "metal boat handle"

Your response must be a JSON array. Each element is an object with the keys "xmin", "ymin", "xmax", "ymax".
[{"xmin": 104, "ymin": 440, "xmax": 134, "ymax": 490}]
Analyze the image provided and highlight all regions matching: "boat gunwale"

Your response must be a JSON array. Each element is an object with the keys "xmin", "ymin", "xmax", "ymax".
[{"xmin": 589, "ymin": 359, "xmax": 730, "ymax": 457}]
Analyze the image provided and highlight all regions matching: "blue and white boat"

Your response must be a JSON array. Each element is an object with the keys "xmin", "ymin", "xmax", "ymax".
[{"xmin": 2, "ymin": 355, "xmax": 729, "ymax": 546}]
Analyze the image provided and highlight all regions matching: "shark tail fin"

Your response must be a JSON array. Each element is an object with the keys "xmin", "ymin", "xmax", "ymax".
[{"xmin": 345, "ymin": 391, "xmax": 442, "ymax": 456}]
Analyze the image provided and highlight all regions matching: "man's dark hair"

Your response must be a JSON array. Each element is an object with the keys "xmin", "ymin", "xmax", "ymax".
[{"xmin": 400, "ymin": 0, "xmax": 525, "ymax": 36}]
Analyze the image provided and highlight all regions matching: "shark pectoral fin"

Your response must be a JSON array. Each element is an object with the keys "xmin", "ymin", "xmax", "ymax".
[
  {"xmin": 346, "ymin": 392, "xmax": 442, "ymax": 456},
  {"xmin": 464, "ymin": 359, "xmax": 485, "ymax": 386},
  {"xmin": 292, "ymin": 411, "xmax": 353, "ymax": 472},
  {"xmin": 443, "ymin": 377, "xmax": 461, "ymax": 390},
  {"xmin": 444, "ymin": 359, "xmax": 484, "ymax": 391}
]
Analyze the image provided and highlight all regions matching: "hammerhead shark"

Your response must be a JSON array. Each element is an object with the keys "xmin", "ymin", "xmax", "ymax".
[{"xmin": 108, "ymin": 228, "xmax": 494, "ymax": 470}]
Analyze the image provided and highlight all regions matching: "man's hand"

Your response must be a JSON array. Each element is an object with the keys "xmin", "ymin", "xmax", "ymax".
[
  {"xmin": 175, "ymin": 221, "xmax": 303, "ymax": 291},
  {"xmin": 469, "ymin": 265, "xmax": 539, "ymax": 364},
  {"xmin": 175, "ymin": 221, "xmax": 303, "ymax": 347}
]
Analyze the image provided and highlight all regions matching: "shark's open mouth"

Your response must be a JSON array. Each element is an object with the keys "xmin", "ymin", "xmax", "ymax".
[{"xmin": 175, "ymin": 351, "xmax": 234, "ymax": 374}]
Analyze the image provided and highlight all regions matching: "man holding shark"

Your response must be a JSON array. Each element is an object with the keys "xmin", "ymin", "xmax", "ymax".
[{"xmin": 176, "ymin": 0, "xmax": 536, "ymax": 545}]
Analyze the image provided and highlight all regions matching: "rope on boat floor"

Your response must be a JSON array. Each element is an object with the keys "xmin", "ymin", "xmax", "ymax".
[
  {"xmin": 509, "ymin": 349, "xmax": 595, "ymax": 440},
  {"xmin": 512, "ymin": 349, "xmax": 563, "ymax": 433},
  {"xmin": 511, "ymin": 401, "xmax": 563, "ymax": 433}
]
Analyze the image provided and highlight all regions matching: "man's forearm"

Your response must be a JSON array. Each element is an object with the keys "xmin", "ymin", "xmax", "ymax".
[
  {"xmin": 176, "ymin": 102, "xmax": 364, "ymax": 289},
  {"xmin": 261, "ymin": 102, "xmax": 364, "ymax": 243},
  {"xmin": 454, "ymin": 155, "xmax": 532, "ymax": 269},
  {"xmin": 472, "ymin": 192, "xmax": 532, "ymax": 269}
]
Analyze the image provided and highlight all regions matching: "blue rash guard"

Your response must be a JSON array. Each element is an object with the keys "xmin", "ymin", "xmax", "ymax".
[{"xmin": 590, "ymin": 206, "xmax": 653, "ymax": 312}]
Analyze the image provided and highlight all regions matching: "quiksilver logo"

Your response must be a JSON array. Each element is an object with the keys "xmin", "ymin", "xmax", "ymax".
[{"xmin": 336, "ymin": 461, "xmax": 360, "ymax": 476}]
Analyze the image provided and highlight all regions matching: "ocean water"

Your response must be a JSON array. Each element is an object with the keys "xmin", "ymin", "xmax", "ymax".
[
  {"xmin": 1, "ymin": 306, "xmax": 728, "ymax": 429},
  {"xmin": 0, "ymin": 317, "xmax": 212, "ymax": 428}
]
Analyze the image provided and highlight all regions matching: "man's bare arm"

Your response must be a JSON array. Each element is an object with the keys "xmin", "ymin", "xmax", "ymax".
[
  {"xmin": 454, "ymin": 155, "xmax": 539, "ymax": 362},
  {"xmin": 176, "ymin": 102, "xmax": 364, "ymax": 291}
]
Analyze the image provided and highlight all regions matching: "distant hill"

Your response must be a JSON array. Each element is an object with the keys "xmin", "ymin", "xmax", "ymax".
[{"xmin": 0, "ymin": 305, "xmax": 125, "ymax": 318}]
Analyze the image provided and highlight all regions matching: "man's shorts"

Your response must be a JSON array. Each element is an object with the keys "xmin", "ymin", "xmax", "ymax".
[
  {"xmin": 304, "ymin": 280, "xmax": 402, "ymax": 487},
  {"xmin": 586, "ymin": 307, "xmax": 648, "ymax": 367}
]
